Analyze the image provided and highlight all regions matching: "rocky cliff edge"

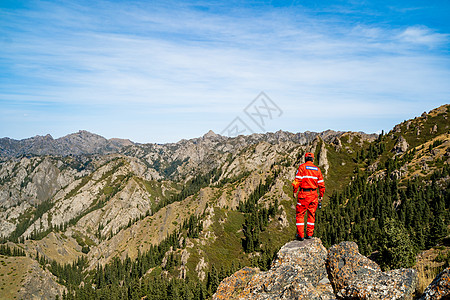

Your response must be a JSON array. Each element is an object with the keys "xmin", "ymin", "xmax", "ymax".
[{"xmin": 213, "ymin": 238, "xmax": 420, "ymax": 300}]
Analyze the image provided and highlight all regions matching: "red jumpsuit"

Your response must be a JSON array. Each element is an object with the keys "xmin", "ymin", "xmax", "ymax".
[{"xmin": 292, "ymin": 161, "xmax": 325, "ymax": 238}]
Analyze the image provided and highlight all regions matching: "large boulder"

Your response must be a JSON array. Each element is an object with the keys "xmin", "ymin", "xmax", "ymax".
[
  {"xmin": 420, "ymin": 267, "xmax": 450, "ymax": 300},
  {"xmin": 213, "ymin": 238, "xmax": 335, "ymax": 300},
  {"xmin": 393, "ymin": 135, "xmax": 409, "ymax": 154},
  {"xmin": 326, "ymin": 241, "xmax": 417, "ymax": 299}
]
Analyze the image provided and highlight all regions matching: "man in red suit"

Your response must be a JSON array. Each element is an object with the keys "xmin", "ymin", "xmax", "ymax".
[{"xmin": 292, "ymin": 152, "xmax": 325, "ymax": 241}]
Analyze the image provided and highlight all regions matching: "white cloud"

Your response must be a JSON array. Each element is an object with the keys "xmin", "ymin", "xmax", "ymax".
[
  {"xmin": 397, "ymin": 26, "xmax": 448, "ymax": 47},
  {"xmin": 0, "ymin": 1, "xmax": 449, "ymax": 142}
]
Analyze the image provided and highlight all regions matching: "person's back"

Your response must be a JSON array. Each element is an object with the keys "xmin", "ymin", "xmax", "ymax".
[{"xmin": 292, "ymin": 152, "xmax": 325, "ymax": 241}]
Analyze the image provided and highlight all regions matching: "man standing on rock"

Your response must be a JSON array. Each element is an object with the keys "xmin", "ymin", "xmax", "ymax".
[{"xmin": 292, "ymin": 152, "xmax": 325, "ymax": 241}]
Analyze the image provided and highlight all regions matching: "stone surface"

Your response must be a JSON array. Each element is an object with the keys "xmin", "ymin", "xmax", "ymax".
[
  {"xmin": 326, "ymin": 241, "xmax": 417, "ymax": 300},
  {"xmin": 213, "ymin": 238, "xmax": 336, "ymax": 300},
  {"xmin": 420, "ymin": 267, "xmax": 450, "ymax": 300}
]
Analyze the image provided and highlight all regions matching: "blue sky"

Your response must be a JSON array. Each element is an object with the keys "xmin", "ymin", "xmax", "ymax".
[{"xmin": 1, "ymin": 0, "xmax": 449, "ymax": 143}]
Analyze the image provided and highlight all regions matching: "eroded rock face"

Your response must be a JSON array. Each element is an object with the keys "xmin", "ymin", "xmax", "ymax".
[
  {"xmin": 420, "ymin": 267, "xmax": 450, "ymax": 300},
  {"xmin": 213, "ymin": 238, "xmax": 335, "ymax": 300},
  {"xmin": 326, "ymin": 241, "xmax": 417, "ymax": 300}
]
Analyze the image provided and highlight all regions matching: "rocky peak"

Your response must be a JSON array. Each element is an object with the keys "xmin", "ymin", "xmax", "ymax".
[
  {"xmin": 428, "ymin": 104, "xmax": 449, "ymax": 117},
  {"xmin": 61, "ymin": 130, "xmax": 106, "ymax": 143},
  {"xmin": 40, "ymin": 134, "xmax": 53, "ymax": 140},
  {"xmin": 203, "ymin": 130, "xmax": 219, "ymax": 139},
  {"xmin": 108, "ymin": 138, "xmax": 134, "ymax": 147}
]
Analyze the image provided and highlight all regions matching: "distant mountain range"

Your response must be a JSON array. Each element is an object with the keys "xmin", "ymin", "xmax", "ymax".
[
  {"xmin": 0, "ymin": 130, "xmax": 133, "ymax": 157},
  {"xmin": 0, "ymin": 128, "xmax": 376, "ymax": 158}
]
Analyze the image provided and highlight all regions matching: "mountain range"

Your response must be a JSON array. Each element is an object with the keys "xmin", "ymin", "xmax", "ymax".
[
  {"xmin": 0, "ymin": 104, "xmax": 448, "ymax": 299},
  {"xmin": 0, "ymin": 130, "xmax": 133, "ymax": 157}
]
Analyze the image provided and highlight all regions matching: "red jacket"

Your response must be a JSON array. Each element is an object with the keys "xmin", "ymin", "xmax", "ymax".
[{"xmin": 292, "ymin": 161, "xmax": 325, "ymax": 197}]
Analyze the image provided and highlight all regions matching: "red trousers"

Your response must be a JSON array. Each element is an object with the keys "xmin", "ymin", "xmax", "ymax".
[{"xmin": 296, "ymin": 192, "xmax": 318, "ymax": 238}]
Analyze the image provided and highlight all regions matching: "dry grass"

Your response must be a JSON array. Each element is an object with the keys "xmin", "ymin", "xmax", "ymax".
[
  {"xmin": 414, "ymin": 247, "xmax": 449, "ymax": 295},
  {"xmin": 0, "ymin": 255, "xmax": 31, "ymax": 300},
  {"xmin": 24, "ymin": 232, "xmax": 83, "ymax": 265},
  {"xmin": 415, "ymin": 263, "xmax": 444, "ymax": 294}
]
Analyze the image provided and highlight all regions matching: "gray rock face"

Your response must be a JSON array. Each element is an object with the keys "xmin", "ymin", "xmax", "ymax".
[
  {"xmin": 326, "ymin": 241, "xmax": 417, "ymax": 300},
  {"xmin": 213, "ymin": 238, "xmax": 336, "ymax": 300},
  {"xmin": 420, "ymin": 267, "xmax": 450, "ymax": 300}
]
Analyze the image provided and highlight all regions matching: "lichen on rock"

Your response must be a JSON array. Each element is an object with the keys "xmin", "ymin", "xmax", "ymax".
[
  {"xmin": 326, "ymin": 241, "xmax": 417, "ymax": 300},
  {"xmin": 420, "ymin": 267, "xmax": 450, "ymax": 300}
]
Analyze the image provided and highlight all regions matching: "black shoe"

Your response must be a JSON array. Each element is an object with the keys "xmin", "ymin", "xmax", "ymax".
[
  {"xmin": 296, "ymin": 234, "xmax": 304, "ymax": 241},
  {"xmin": 305, "ymin": 236, "xmax": 312, "ymax": 239}
]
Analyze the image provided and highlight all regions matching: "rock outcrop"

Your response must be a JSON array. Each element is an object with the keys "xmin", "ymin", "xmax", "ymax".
[
  {"xmin": 393, "ymin": 135, "xmax": 409, "ymax": 154},
  {"xmin": 420, "ymin": 267, "xmax": 450, "ymax": 300},
  {"xmin": 326, "ymin": 241, "xmax": 417, "ymax": 299},
  {"xmin": 215, "ymin": 239, "xmax": 419, "ymax": 300},
  {"xmin": 213, "ymin": 238, "xmax": 335, "ymax": 299},
  {"xmin": 318, "ymin": 141, "xmax": 329, "ymax": 176}
]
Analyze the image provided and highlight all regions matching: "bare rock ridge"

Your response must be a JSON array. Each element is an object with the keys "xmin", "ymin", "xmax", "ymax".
[{"xmin": 214, "ymin": 239, "xmax": 419, "ymax": 300}]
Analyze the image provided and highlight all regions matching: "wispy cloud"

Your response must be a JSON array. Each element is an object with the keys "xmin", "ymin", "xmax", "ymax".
[
  {"xmin": 397, "ymin": 26, "xmax": 448, "ymax": 47},
  {"xmin": 0, "ymin": 0, "xmax": 449, "ymax": 142}
]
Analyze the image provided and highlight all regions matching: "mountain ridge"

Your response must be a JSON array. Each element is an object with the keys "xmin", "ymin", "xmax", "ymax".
[{"xmin": 0, "ymin": 128, "xmax": 376, "ymax": 158}]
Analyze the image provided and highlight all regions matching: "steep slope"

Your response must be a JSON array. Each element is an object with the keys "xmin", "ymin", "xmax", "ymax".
[
  {"xmin": 0, "ymin": 248, "xmax": 65, "ymax": 300},
  {"xmin": 0, "ymin": 155, "xmax": 95, "ymax": 239}
]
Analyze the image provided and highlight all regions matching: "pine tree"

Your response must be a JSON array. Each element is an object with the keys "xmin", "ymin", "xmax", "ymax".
[{"xmin": 380, "ymin": 218, "xmax": 416, "ymax": 270}]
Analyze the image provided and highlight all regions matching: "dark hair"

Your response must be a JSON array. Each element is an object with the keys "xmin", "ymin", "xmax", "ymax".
[{"xmin": 305, "ymin": 156, "xmax": 314, "ymax": 162}]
